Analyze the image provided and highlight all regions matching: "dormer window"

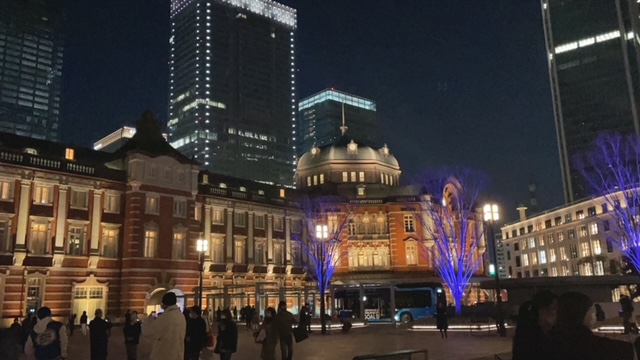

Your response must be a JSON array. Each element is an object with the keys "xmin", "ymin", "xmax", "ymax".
[
  {"xmin": 65, "ymin": 148, "xmax": 75, "ymax": 160},
  {"xmin": 24, "ymin": 148, "xmax": 38, "ymax": 155},
  {"xmin": 219, "ymin": 183, "xmax": 227, "ymax": 189},
  {"xmin": 258, "ymin": 190, "xmax": 265, "ymax": 195},
  {"xmin": 347, "ymin": 140, "xmax": 358, "ymax": 155},
  {"xmin": 357, "ymin": 185, "xmax": 366, "ymax": 197},
  {"xmin": 202, "ymin": 174, "xmax": 209, "ymax": 184},
  {"xmin": 239, "ymin": 186, "xmax": 246, "ymax": 192}
]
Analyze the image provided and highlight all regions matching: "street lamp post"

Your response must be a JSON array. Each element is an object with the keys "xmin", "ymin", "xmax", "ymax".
[
  {"xmin": 483, "ymin": 203, "xmax": 506, "ymax": 337},
  {"xmin": 315, "ymin": 224, "xmax": 329, "ymax": 335},
  {"xmin": 196, "ymin": 239, "xmax": 208, "ymax": 309}
]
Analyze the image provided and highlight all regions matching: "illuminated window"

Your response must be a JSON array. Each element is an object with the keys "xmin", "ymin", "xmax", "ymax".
[
  {"xmin": 273, "ymin": 241, "xmax": 284, "ymax": 265},
  {"xmin": 557, "ymin": 232, "xmax": 564, "ymax": 242},
  {"xmin": 319, "ymin": 174, "xmax": 325, "ymax": 184},
  {"xmin": 234, "ymin": 239, "xmax": 245, "ymax": 264},
  {"xmin": 306, "ymin": 176, "xmax": 311, "ymax": 187},
  {"xmin": 173, "ymin": 199, "xmax": 187, "ymax": 218},
  {"xmin": 172, "ymin": 230, "xmax": 185, "ymax": 259},
  {"xmin": 313, "ymin": 175, "xmax": 318, "ymax": 185},
  {"xmin": 592, "ymin": 240, "xmax": 602, "ymax": 255},
  {"xmin": 104, "ymin": 193, "xmax": 120, "ymax": 213},
  {"xmin": 578, "ymin": 226, "xmax": 588, "ymax": 237},
  {"xmin": 101, "ymin": 228, "xmax": 118, "ymax": 258},
  {"xmin": 403, "ymin": 215, "xmax": 415, "ymax": 232},
  {"xmin": 212, "ymin": 209, "xmax": 223, "ymax": 224},
  {"xmin": 145, "ymin": 195, "xmax": 159, "ymax": 215},
  {"xmin": 539, "ymin": 250, "xmax": 546, "ymax": 264},
  {"xmin": 255, "ymin": 241, "xmax": 265, "ymax": 265},
  {"xmin": 274, "ymin": 217, "xmax": 283, "ymax": 231},
  {"xmin": 405, "ymin": 242, "xmax": 418, "ymax": 265},
  {"xmin": 559, "ymin": 246, "xmax": 567, "ymax": 260},
  {"xmin": 350, "ymin": 172, "xmax": 356, "ymax": 182},
  {"xmin": 0, "ymin": 181, "xmax": 13, "ymax": 200},
  {"xmin": 68, "ymin": 225, "xmax": 86, "ymax": 256},
  {"xmin": 549, "ymin": 248, "xmax": 556, "ymax": 262},
  {"xmin": 65, "ymin": 148, "xmax": 75, "ymax": 160},
  {"xmin": 531, "ymin": 252, "xmax": 538, "ymax": 265},
  {"xmin": 279, "ymin": 189, "xmax": 285, "ymax": 197},
  {"xmin": 342, "ymin": 172, "xmax": 348, "ymax": 182},
  {"xmin": 144, "ymin": 225, "xmax": 158, "ymax": 257},
  {"xmin": 358, "ymin": 171, "xmax": 365, "ymax": 182},
  {"xmin": 589, "ymin": 222, "xmax": 598, "ymax": 235},
  {"xmin": 29, "ymin": 221, "xmax": 49, "ymax": 255},
  {"xmin": 33, "ymin": 184, "xmax": 52, "ymax": 204},
  {"xmin": 219, "ymin": 183, "xmax": 227, "ymax": 189},
  {"xmin": 522, "ymin": 253, "xmax": 529, "ymax": 266},
  {"xmin": 580, "ymin": 242, "xmax": 591, "ymax": 257},
  {"xmin": 527, "ymin": 238, "xmax": 535, "ymax": 248},
  {"xmin": 210, "ymin": 236, "xmax": 224, "ymax": 263}
]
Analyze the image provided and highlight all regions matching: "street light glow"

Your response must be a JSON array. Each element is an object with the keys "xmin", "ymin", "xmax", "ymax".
[
  {"xmin": 483, "ymin": 203, "xmax": 499, "ymax": 221},
  {"xmin": 197, "ymin": 239, "xmax": 208, "ymax": 252}
]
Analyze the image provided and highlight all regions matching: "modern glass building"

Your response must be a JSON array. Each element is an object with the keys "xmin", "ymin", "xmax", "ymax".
[
  {"xmin": 297, "ymin": 89, "xmax": 377, "ymax": 157},
  {"xmin": 168, "ymin": 0, "xmax": 297, "ymax": 186},
  {"xmin": 0, "ymin": 0, "xmax": 64, "ymax": 141},
  {"xmin": 542, "ymin": 0, "xmax": 640, "ymax": 202}
]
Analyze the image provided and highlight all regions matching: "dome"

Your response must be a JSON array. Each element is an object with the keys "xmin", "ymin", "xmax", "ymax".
[{"xmin": 297, "ymin": 137, "xmax": 399, "ymax": 169}]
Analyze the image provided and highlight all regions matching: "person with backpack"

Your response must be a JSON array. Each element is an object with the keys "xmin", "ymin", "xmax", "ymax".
[
  {"xmin": 24, "ymin": 306, "xmax": 69, "ymax": 360},
  {"xmin": 215, "ymin": 308, "xmax": 238, "ymax": 360}
]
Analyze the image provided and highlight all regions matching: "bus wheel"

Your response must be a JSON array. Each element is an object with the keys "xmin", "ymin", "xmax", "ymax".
[{"xmin": 400, "ymin": 313, "xmax": 412, "ymax": 323}]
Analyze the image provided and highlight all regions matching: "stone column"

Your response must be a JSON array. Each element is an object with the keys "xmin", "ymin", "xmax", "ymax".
[
  {"xmin": 285, "ymin": 217, "xmax": 291, "ymax": 263},
  {"xmin": 89, "ymin": 190, "xmax": 103, "ymax": 254},
  {"xmin": 247, "ymin": 212, "xmax": 254, "ymax": 262},
  {"xmin": 54, "ymin": 186, "xmax": 68, "ymax": 253},
  {"xmin": 15, "ymin": 181, "xmax": 32, "ymax": 250},
  {"xmin": 226, "ymin": 209, "xmax": 233, "ymax": 262},
  {"xmin": 267, "ymin": 215, "xmax": 273, "ymax": 263},
  {"xmin": 204, "ymin": 206, "xmax": 211, "ymax": 246}
]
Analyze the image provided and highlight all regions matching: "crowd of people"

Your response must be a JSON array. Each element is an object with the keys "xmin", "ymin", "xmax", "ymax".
[
  {"xmin": 512, "ymin": 291, "xmax": 640, "ymax": 360},
  {"xmin": 0, "ymin": 293, "xmax": 320, "ymax": 360}
]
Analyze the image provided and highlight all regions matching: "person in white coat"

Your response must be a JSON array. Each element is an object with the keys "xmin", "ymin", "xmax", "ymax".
[{"xmin": 143, "ymin": 292, "xmax": 186, "ymax": 360}]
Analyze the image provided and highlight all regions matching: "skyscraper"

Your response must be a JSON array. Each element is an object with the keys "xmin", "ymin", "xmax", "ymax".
[
  {"xmin": 0, "ymin": 0, "xmax": 64, "ymax": 141},
  {"xmin": 297, "ymin": 89, "xmax": 377, "ymax": 157},
  {"xmin": 541, "ymin": 0, "xmax": 640, "ymax": 202},
  {"xmin": 168, "ymin": 0, "xmax": 296, "ymax": 186}
]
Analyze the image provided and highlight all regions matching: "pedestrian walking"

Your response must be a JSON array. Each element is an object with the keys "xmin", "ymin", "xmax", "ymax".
[
  {"xmin": 185, "ymin": 306, "xmax": 208, "ymax": 360},
  {"xmin": 24, "ymin": 307, "xmax": 69, "ymax": 360},
  {"xmin": 68, "ymin": 313, "xmax": 76, "ymax": 336},
  {"xmin": 275, "ymin": 301, "xmax": 296, "ymax": 360},
  {"xmin": 257, "ymin": 307, "xmax": 278, "ymax": 360},
  {"xmin": 552, "ymin": 291, "xmax": 634, "ymax": 360},
  {"xmin": 620, "ymin": 296, "xmax": 639, "ymax": 334},
  {"xmin": 594, "ymin": 303, "xmax": 605, "ymax": 322},
  {"xmin": 244, "ymin": 306, "xmax": 252, "ymax": 330},
  {"xmin": 124, "ymin": 310, "xmax": 142, "ymax": 360},
  {"xmin": 435, "ymin": 302, "xmax": 448, "ymax": 339},
  {"xmin": 512, "ymin": 290, "xmax": 558, "ymax": 360},
  {"xmin": 142, "ymin": 292, "xmax": 186, "ymax": 360},
  {"xmin": 80, "ymin": 311, "xmax": 88, "ymax": 336},
  {"xmin": 232, "ymin": 306, "xmax": 238, "ymax": 322},
  {"xmin": 215, "ymin": 309, "xmax": 238, "ymax": 360},
  {"xmin": 89, "ymin": 309, "xmax": 111, "ymax": 360},
  {"xmin": 304, "ymin": 304, "xmax": 312, "ymax": 333},
  {"xmin": 216, "ymin": 307, "xmax": 222, "ymax": 322}
]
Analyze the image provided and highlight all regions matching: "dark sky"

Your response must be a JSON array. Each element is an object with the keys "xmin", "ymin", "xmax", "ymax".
[{"xmin": 61, "ymin": 0, "xmax": 563, "ymax": 221}]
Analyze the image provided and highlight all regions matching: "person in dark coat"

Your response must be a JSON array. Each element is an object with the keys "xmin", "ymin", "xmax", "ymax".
[
  {"xmin": 68, "ymin": 313, "xmax": 76, "ymax": 336},
  {"xmin": 594, "ymin": 303, "xmax": 605, "ymax": 322},
  {"xmin": 435, "ymin": 302, "xmax": 448, "ymax": 339},
  {"xmin": 512, "ymin": 291, "xmax": 558, "ymax": 360},
  {"xmin": 123, "ymin": 310, "xmax": 141, "ymax": 360},
  {"xmin": 552, "ymin": 292, "xmax": 634, "ymax": 360},
  {"xmin": 620, "ymin": 296, "xmax": 639, "ymax": 334},
  {"xmin": 275, "ymin": 301, "xmax": 296, "ymax": 360},
  {"xmin": 89, "ymin": 309, "xmax": 112, "ymax": 360},
  {"xmin": 185, "ymin": 306, "xmax": 208, "ymax": 360},
  {"xmin": 80, "ymin": 311, "xmax": 88, "ymax": 336},
  {"xmin": 215, "ymin": 309, "xmax": 238, "ymax": 360}
]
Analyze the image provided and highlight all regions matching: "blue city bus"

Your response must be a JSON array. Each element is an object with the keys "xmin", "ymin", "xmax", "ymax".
[
  {"xmin": 393, "ymin": 282, "xmax": 446, "ymax": 323},
  {"xmin": 334, "ymin": 282, "xmax": 446, "ymax": 323}
]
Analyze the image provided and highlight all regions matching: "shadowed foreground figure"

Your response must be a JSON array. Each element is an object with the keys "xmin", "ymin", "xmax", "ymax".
[
  {"xmin": 512, "ymin": 291, "xmax": 558, "ymax": 360},
  {"xmin": 552, "ymin": 292, "xmax": 633, "ymax": 360}
]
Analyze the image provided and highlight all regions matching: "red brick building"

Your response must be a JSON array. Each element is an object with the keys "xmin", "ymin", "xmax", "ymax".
[{"xmin": 0, "ymin": 112, "xmax": 486, "ymax": 326}]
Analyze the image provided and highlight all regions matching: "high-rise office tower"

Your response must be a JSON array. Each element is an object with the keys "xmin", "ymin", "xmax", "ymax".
[
  {"xmin": 297, "ymin": 89, "xmax": 377, "ymax": 157},
  {"xmin": 0, "ymin": 0, "xmax": 64, "ymax": 141},
  {"xmin": 542, "ymin": 0, "xmax": 640, "ymax": 202},
  {"xmin": 168, "ymin": 0, "xmax": 296, "ymax": 186}
]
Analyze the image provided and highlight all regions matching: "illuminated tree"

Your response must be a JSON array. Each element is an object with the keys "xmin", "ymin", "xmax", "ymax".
[
  {"xmin": 575, "ymin": 133, "xmax": 640, "ymax": 276},
  {"xmin": 291, "ymin": 196, "xmax": 351, "ymax": 334},
  {"xmin": 414, "ymin": 170, "xmax": 486, "ymax": 315}
]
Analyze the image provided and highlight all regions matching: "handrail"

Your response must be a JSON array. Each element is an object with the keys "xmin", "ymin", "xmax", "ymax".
[{"xmin": 353, "ymin": 349, "xmax": 428, "ymax": 360}]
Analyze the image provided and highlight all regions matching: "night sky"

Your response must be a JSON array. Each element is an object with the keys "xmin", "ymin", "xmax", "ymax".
[{"xmin": 61, "ymin": 1, "xmax": 562, "ymax": 221}]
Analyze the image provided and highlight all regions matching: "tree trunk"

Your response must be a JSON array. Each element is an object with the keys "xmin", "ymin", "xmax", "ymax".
[
  {"xmin": 453, "ymin": 289, "xmax": 463, "ymax": 315},
  {"xmin": 320, "ymin": 282, "xmax": 327, "ymax": 334}
]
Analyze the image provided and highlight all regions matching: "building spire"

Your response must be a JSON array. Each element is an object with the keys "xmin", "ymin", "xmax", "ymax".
[{"xmin": 340, "ymin": 102, "xmax": 348, "ymax": 135}]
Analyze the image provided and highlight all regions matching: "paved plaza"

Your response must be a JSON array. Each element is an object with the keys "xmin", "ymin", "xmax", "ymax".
[{"xmin": 26, "ymin": 324, "xmax": 516, "ymax": 360}]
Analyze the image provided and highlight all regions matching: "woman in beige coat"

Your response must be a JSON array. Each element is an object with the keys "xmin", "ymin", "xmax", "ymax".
[{"xmin": 143, "ymin": 292, "xmax": 186, "ymax": 360}]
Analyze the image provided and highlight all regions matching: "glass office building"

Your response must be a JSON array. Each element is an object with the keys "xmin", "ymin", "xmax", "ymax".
[
  {"xmin": 297, "ymin": 89, "xmax": 377, "ymax": 157},
  {"xmin": 168, "ymin": 0, "xmax": 296, "ymax": 186},
  {"xmin": 0, "ymin": 0, "xmax": 64, "ymax": 141},
  {"xmin": 542, "ymin": 0, "xmax": 640, "ymax": 202}
]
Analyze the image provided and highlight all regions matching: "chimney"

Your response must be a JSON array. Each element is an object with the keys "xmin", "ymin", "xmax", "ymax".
[{"xmin": 517, "ymin": 204, "xmax": 528, "ymax": 222}]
